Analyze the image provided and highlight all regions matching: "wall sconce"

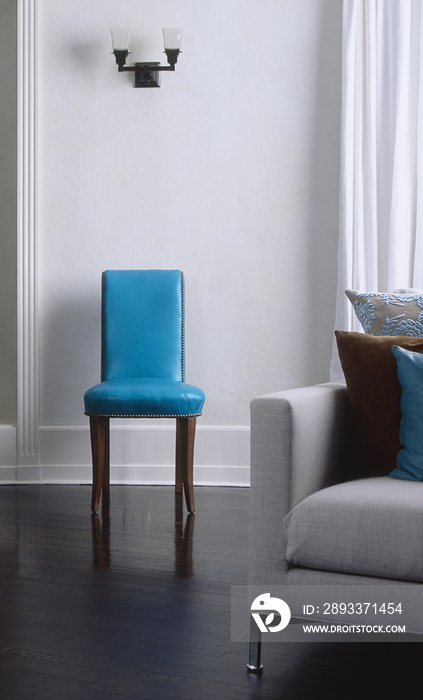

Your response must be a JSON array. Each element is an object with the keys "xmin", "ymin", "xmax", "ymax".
[{"xmin": 111, "ymin": 28, "xmax": 182, "ymax": 88}]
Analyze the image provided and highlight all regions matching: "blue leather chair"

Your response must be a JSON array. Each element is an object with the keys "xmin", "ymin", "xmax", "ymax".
[{"xmin": 84, "ymin": 270, "xmax": 205, "ymax": 514}]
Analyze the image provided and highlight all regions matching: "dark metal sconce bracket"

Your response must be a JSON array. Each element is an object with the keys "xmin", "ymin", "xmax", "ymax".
[
  {"xmin": 134, "ymin": 63, "xmax": 161, "ymax": 88},
  {"xmin": 113, "ymin": 49, "xmax": 180, "ymax": 88}
]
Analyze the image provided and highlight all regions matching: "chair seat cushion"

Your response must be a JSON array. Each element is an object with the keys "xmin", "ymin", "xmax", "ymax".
[
  {"xmin": 84, "ymin": 378, "xmax": 205, "ymax": 417},
  {"xmin": 284, "ymin": 477, "xmax": 423, "ymax": 582}
]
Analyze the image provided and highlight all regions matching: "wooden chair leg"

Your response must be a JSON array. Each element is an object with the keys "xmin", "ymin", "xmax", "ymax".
[
  {"xmin": 175, "ymin": 416, "xmax": 197, "ymax": 514},
  {"xmin": 90, "ymin": 416, "xmax": 110, "ymax": 512},
  {"xmin": 175, "ymin": 421, "xmax": 184, "ymax": 496}
]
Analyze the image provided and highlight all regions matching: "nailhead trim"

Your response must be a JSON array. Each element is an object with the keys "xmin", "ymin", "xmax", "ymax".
[
  {"xmin": 181, "ymin": 271, "xmax": 185, "ymax": 382},
  {"xmin": 101, "ymin": 271, "xmax": 106, "ymax": 383},
  {"xmin": 84, "ymin": 412, "xmax": 202, "ymax": 418}
]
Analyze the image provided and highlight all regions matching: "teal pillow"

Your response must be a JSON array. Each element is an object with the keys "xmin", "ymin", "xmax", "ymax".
[{"xmin": 390, "ymin": 345, "xmax": 423, "ymax": 481}]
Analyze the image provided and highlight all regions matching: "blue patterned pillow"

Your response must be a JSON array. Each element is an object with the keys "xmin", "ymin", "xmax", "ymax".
[
  {"xmin": 390, "ymin": 345, "xmax": 423, "ymax": 481},
  {"xmin": 345, "ymin": 289, "xmax": 423, "ymax": 336}
]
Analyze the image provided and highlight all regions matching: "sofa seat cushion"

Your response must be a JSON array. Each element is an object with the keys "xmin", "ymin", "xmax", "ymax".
[{"xmin": 284, "ymin": 477, "xmax": 423, "ymax": 582}]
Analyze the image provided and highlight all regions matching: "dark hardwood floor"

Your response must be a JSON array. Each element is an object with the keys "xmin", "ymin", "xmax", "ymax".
[{"xmin": 0, "ymin": 484, "xmax": 421, "ymax": 699}]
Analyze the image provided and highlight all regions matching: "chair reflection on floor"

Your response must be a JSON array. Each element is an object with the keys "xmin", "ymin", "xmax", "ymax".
[
  {"xmin": 174, "ymin": 494, "xmax": 195, "ymax": 578},
  {"xmin": 91, "ymin": 507, "xmax": 111, "ymax": 570},
  {"xmin": 91, "ymin": 491, "xmax": 194, "ymax": 576}
]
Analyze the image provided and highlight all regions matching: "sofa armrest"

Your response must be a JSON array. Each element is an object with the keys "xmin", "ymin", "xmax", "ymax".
[{"xmin": 248, "ymin": 382, "xmax": 349, "ymax": 584}]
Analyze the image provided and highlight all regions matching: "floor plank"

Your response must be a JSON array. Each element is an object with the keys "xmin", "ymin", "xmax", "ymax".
[{"xmin": 0, "ymin": 485, "xmax": 422, "ymax": 700}]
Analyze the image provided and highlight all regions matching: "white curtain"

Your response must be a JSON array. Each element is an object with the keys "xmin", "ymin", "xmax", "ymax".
[{"xmin": 331, "ymin": 0, "xmax": 423, "ymax": 379}]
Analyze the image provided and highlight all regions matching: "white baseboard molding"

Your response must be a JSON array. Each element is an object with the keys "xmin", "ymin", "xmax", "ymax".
[
  {"xmin": 0, "ymin": 426, "xmax": 17, "ymax": 481},
  {"xmin": 0, "ymin": 424, "xmax": 250, "ymax": 486},
  {"xmin": 40, "ymin": 464, "xmax": 250, "ymax": 486}
]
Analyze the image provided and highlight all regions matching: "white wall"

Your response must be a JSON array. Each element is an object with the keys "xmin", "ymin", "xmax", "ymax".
[{"xmin": 2, "ymin": 0, "xmax": 343, "ymax": 483}]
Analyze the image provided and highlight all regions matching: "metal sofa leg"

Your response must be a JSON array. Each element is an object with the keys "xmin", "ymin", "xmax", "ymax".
[{"xmin": 246, "ymin": 615, "xmax": 263, "ymax": 673}]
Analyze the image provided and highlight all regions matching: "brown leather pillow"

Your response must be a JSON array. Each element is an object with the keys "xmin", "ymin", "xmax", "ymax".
[{"xmin": 335, "ymin": 331, "xmax": 423, "ymax": 476}]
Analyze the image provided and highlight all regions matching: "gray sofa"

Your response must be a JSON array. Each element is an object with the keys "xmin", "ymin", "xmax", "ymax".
[{"xmin": 248, "ymin": 381, "xmax": 423, "ymax": 670}]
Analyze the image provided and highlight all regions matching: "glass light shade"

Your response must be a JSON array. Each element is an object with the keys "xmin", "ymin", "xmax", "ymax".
[
  {"xmin": 110, "ymin": 28, "xmax": 131, "ymax": 51},
  {"xmin": 162, "ymin": 28, "xmax": 182, "ymax": 50}
]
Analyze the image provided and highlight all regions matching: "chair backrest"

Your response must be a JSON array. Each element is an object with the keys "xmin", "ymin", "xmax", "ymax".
[{"xmin": 101, "ymin": 270, "xmax": 185, "ymax": 382}]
